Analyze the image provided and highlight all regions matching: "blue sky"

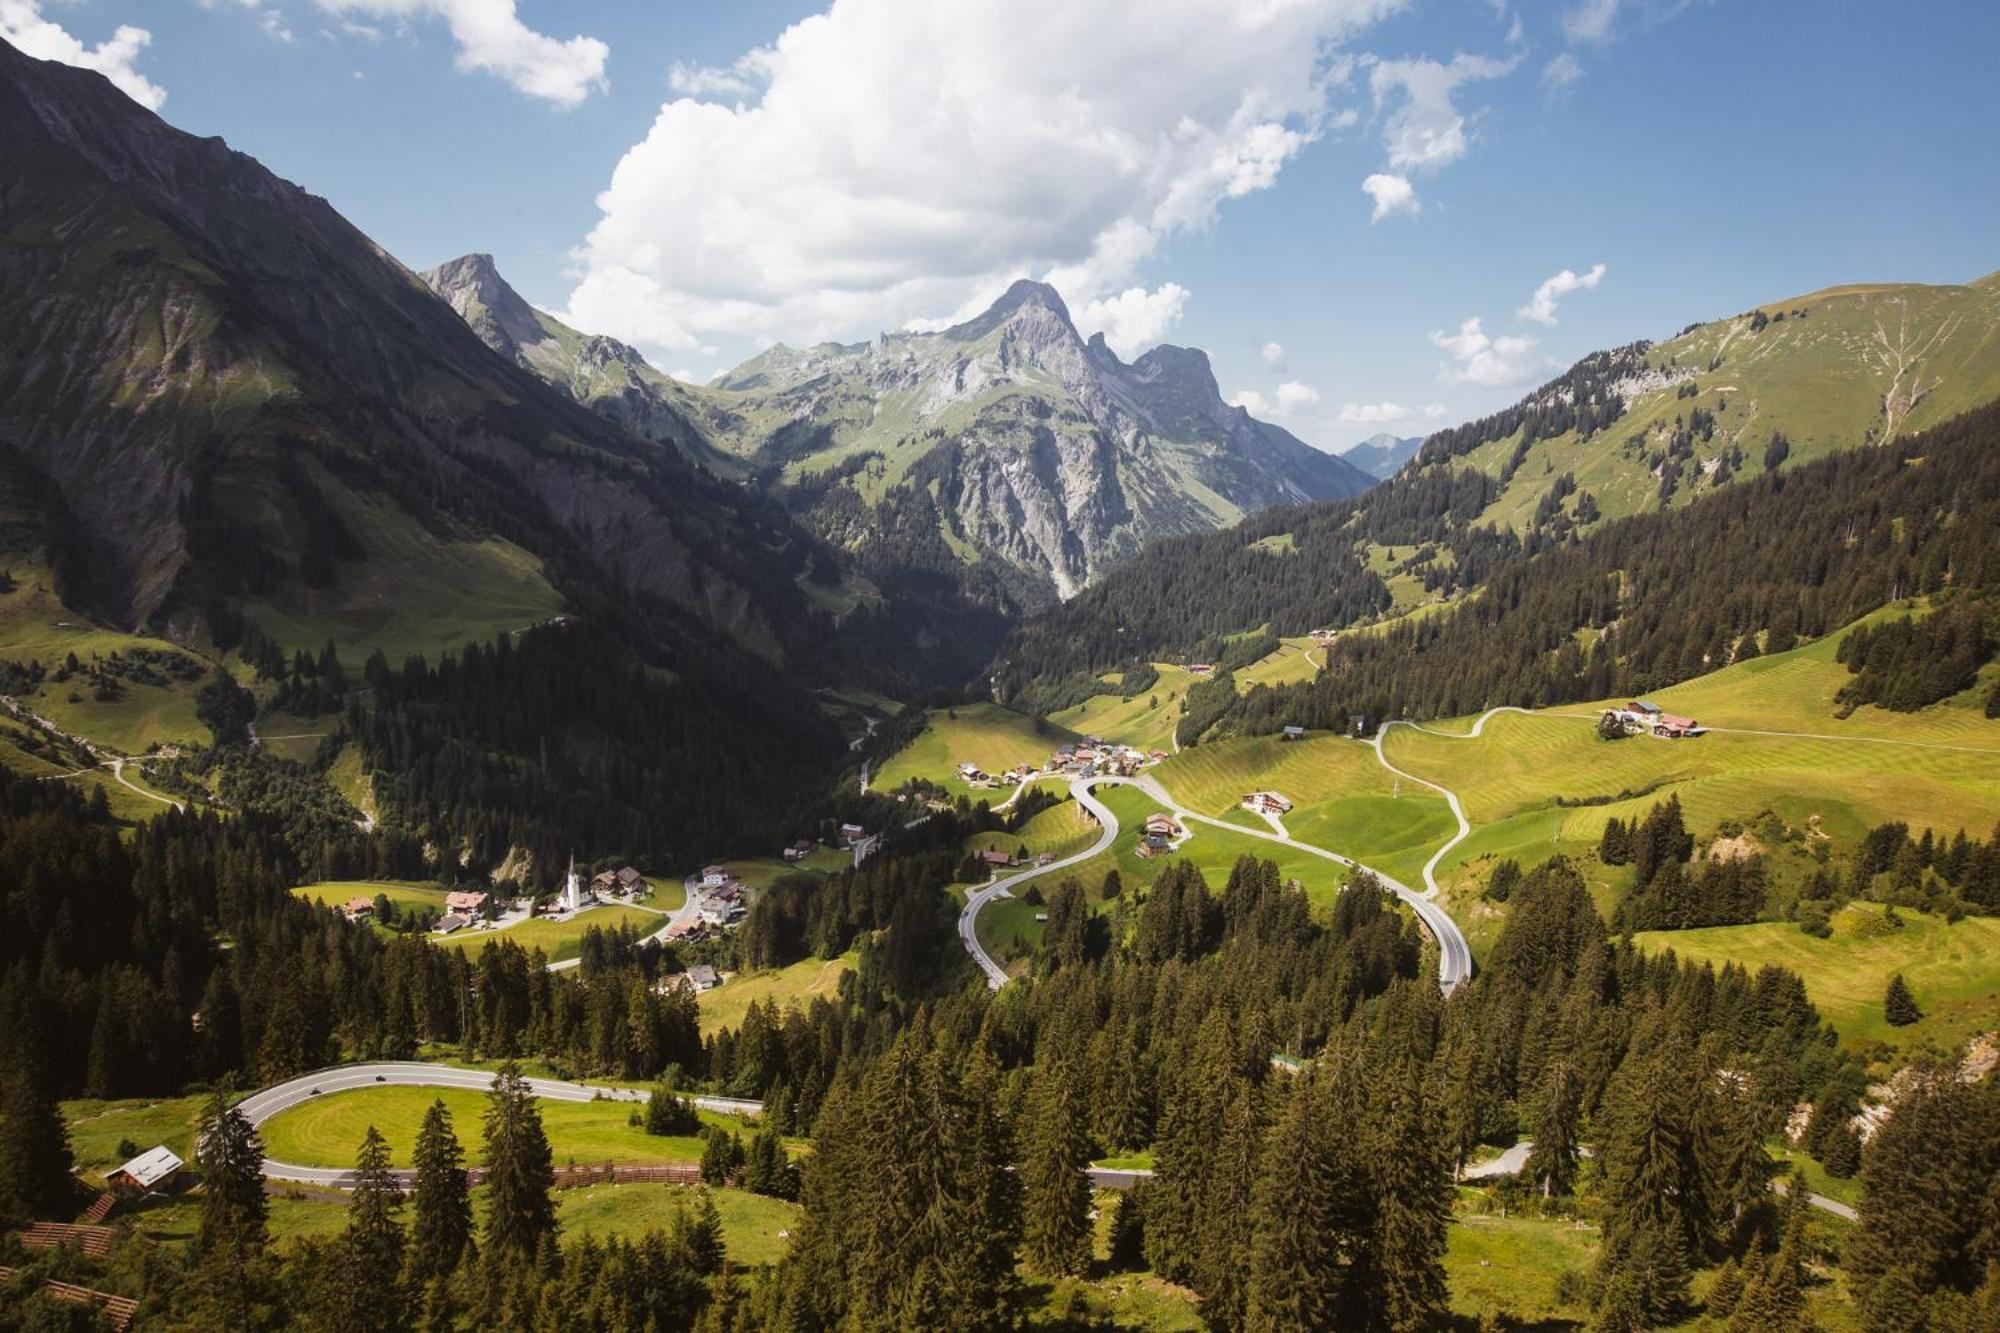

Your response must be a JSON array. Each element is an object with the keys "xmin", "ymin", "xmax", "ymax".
[{"xmin": 9, "ymin": 0, "xmax": 1998, "ymax": 449}]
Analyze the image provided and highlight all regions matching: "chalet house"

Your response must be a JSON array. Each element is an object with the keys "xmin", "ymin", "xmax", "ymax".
[
  {"xmin": 1143, "ymin": 813, "xmax": 1182, "ymax": 839},
  {"xmin": 590, "ymin": 870, "xmax": 620, "ymax": 895},
  {"xmin": 1281, "ymin": 725, "xmax": 1306, "ymax": 742},
  {"xmin": 977, "ymin": 849, "xmax": 1014, "ymax": 868},
  {"xmin": 435, "ymin": 912, "xmax": 470, "ymax": 933},
  {"xmin": 1186, "ymin": 663, "xmax": 1214, "ymax": 675},
  {"xmin": 1655, "ymin": 711, "xmax": 1700, "ymax": 738},
  {"xmin": 700, "ymin": 865, "xmax": 731, "ymax": 888},
  {"xmin": 444, "ymin": 890, "xmax": 489, "ymax": 916},
  {"xmin": 839, "ymin": 823, "xmax": 866, "ymax": 846},
  {"xmin": 1309, "ymin": 628, "xmax": 1339, "ymax": 646},
  {"xmin": 106, "ymin": 1146, "xmax": 183, "ymax": 1197},
  {"xmin": 341, "ymin": 896, "xmax": 374, "ymax": 921},
  {"xmin": 1614, "ymin": 700, "xmax": 1700, "ymax": 738},
  {"xmin": 616, "ymin": 866, "xmax": 645, "ymax": 893},
  {"xmin": 686, "ymin": 964, "xmax": 721, "ymax": 991},
  {"xmin": 782, "ymin": 839, "xmax": 815, "ymax": 862},
  {"xmin": 1242, "ymin": 791, "xmax": 1294, "ymax": 816}
]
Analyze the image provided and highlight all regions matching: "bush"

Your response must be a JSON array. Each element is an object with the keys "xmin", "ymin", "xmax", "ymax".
[
  {"xmin": 1796, "ymin": 899, "xmax": 1833, "ymax": 938},
  {"xmin": 644, "ymin": 1085, "xmax": 702, "ymax": 1136}
]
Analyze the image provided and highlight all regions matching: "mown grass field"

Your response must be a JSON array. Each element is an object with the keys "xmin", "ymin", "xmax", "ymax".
[
  {"xmin": 255, "ymin": 1084, "xmax": 761, "ymax": 1170},
  {"xmin": 295, "ymin": 880, "xmax": 451, "ymax": 915},
  {"xmin": 1048, "ymin": 665, "xmax": 1192, "ymax": 752},
  {"xmin": 722, "ymin": 847, "xmax": 848, "ymax": 888},
  {"xmin": 557, "ymin": 1181, "xmax": 800, "ymax": 1265},
  {"xmin": 126, "ymin": 1179, "xmax": 799, "ymax": 1266},
  {"xmin": 963, "ymin": 797, "xmax": 1101, "ymax": 865},
  {"xmin": 1153, "ymin": 733, "xmax": 1456, "ymax": 889},
  {"xmin": 1633, "ymin": 904, "xmax": 2000, "ymax": 1055},
  {"xmin": 871, "ymin": 702, "xmax": 1074, "ymax": 796},
  {"xmin": 438, "ymin": 904, "xmax": 665, "ymax": 964},
  {"xmin": 697, "ymin": 951, "xmax": 857, "ymax": 1036}
]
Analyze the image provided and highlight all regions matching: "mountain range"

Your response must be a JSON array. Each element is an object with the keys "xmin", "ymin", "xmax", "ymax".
[
  {"xmin": 0, "ymin": 38, "xmax": 831, "ymax": 671},
  {"xmin": 1339, "ymin": 432, "xmax": 1424, "ymax": 480},
  {"xmin": 424, "ymin": 257, "xmax": 1376, "ymax": 607}
]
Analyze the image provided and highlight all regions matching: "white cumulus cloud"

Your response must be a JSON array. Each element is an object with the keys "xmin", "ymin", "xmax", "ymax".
[
  {"xmin": 1362, "ymin": 171, "xmax": 1419, "ymax": 221},
  {"xmin": 0, "ymin": 0, "xmax": 165, "ymax": 108},
  {"xmin": 315, "ymin": 0, "xmax": 609, "ymax": 106},
  {"xmin": 1230, "ymin": 379, "xmax": 1321, "ymax": 419},
  {"xmin": 1517, "ymin": 261, "xmax": 1606, "ymax": 325},
  {"xmin": 1368, "ymin": 51, "xmax": 1516, "ymax": 173},
  {"xmin": 1077, "ymin": 284, "xmax": 1192, "ymax": 359},
  {"xmin": 1338, "ymin": 401, "xmax": 1446, "ymax": 424},
  {"xmin": 1355, "ymin": 51, "xmax": 1515, "ymax": 220},
  {"xmin": 1261, "ymin": 341, "xmax": 1288, "ymax": 371},
  {"xmin": 565, "ymin": 0, "xmax": 1404, "ymax": 357},
  {"xmin": 1431, "ymin": 316, "xmax": 1546, "ymax": 388}
]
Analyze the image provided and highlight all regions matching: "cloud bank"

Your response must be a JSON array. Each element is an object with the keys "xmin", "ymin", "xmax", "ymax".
[{"xmin": 565, "ymin": 0, "xmax": 1402, "ymax": 357}]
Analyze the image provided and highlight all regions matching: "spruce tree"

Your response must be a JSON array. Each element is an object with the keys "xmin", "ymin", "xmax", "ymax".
[
  {"xmin": 1883, "ymin": 973, "xmax": 1923, "ymax": 1027},
  {"xmin": 197, "ymin": 1088, "xmax": 271, "ymax": 1258},
  {"xmin": 481, "ymin": 1063, "xmax": 556, "ymax": 1262},
  {"xmin": 681, "ymin": 1189, "xmax": 725, "ymax": 1276},
  {"xmin": 0, "ymin": 1056, "xmax": 75, "ymax": 1218},
  {"xmin": 347, "ymin": 1126, "xmax": 406, "ymax": 1299},
  {"xmin": 1525, "ymin": 1055, "xmax": 1581, "ymax": 1198},
  {"xmin": 189, "ymin": 1088, "xmax": 275, "ymax": 1329},
  {"xmin": 1368, "ymin": 1055, "xmax": 1451, "ymax": 1331},
  {"xmin": 408, "ymin": 1098, "xmax": 473, "ymax": 1281},
  {"xmin": 1021, "ymin": 1059, "xmax": 1093, "ymax": 1277},
  {"xmin": 1245, "ymin": 1068, "xmax": 1365, "ymax": 1331}
]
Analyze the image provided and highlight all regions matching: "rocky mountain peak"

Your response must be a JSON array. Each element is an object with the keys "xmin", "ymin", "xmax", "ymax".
[
  {"xmin": 942, "ymin": 277, "xmax": 1078, "ymax": 345},
  {"xmin": 421, "ymin": 252, "xmax": 546, "ymax": 356}
]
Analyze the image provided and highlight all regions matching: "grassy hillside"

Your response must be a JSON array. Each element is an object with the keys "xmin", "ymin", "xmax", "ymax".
[
  {"xmin": 1633, "ymin": 904, "xmax": 2000, "ymax": 1056},
  {"xmin": 1457, "ymin": 275, "xmax": 2000, "ymax": 538},
  {"xmin": 696, "ymin": 951, "xmax": 857, "ymax": 1037},
  {"xmin": 871, "ymin": 702, "xmax": 1075, "ymax": 796}
]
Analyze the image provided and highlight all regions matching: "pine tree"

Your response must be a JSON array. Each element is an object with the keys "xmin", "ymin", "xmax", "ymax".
[
  {"xmin": 1021, "ymin": 1059, "xmax": 1093, "ymax": 1277},
  {"xmin": 0, "ymin": 1056, "xmax": 75, "ymax": 1218},
  {"xmin": 482, "ymin": 1063, "xmax": 556, "ymax": 1262},
  {"xmin": 347, "ymin": 1125, "xmax": 405, "ymax": 1265},
  {"xmin": 409, "ymin": 1098, "xmax": 473, "ymax": 1281},
  {"xmin": 1593, "ymin": 1043, "xmax": 1702, "ymax": 1323},
  {"xmin": 1883, "ymin": 972, "xmax": 1923, "ymax": 1027}
]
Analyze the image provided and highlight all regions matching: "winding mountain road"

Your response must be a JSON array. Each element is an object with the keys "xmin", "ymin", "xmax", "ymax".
[
  {"xmin": 1371, "ymin": 706, "xmax": 1531, "ymax": 896},
  {"xmin": 957, "ymin": 767, "xmax": 1473, "ymax": 995},
  {"xmin": 239, "ymin": 1061, "xmax": 761, "ymax": 1187}
]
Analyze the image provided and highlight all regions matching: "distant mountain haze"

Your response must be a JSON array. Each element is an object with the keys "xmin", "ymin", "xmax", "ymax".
[{"xmin": 1339, "ymin": 433, "xmax": 1423, "ymax": 480}]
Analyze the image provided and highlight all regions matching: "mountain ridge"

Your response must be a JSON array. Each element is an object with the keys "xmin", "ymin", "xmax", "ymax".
[{"xmin": 427, "ymin": 257, "xmax": 1376, "ymax": 605}]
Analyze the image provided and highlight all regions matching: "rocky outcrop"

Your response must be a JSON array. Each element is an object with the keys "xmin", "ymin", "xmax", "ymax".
[{"xmin": 703, "ymin": 279, "xmax": 1378, "ymax": 602}]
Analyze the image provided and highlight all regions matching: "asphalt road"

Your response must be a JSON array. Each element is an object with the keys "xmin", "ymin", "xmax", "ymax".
[
  {"xmin": 958, "ymin": 778, "xmax": 1120, "ymax": 989},
  {"xmin": 240, "ymin": 1061, "xmax": 762, "ymax": 1187}
]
